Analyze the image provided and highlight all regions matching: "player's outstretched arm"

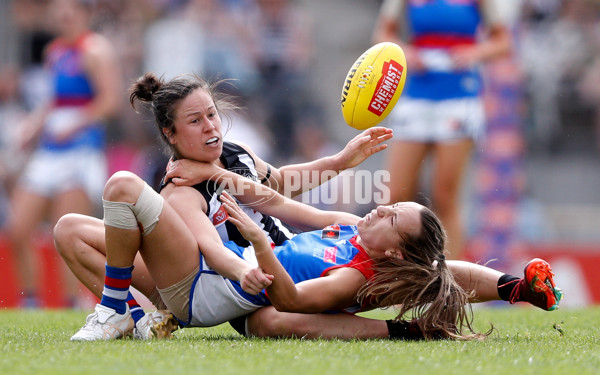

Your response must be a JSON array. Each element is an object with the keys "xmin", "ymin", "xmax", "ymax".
[
  {"xmin": 167, "ymin": 162, "xmax": 360, "ymax": 230},
  {"xmin": 238, "ymin": 127, "xmax": 393, "ymax": 197},
  {"xmin": 165, "ymin": 128, "xmax": 391, "ymax": 198},
  {"xmin": 218, "ymin": 167, "xmax": 360, "ymax": 230}
]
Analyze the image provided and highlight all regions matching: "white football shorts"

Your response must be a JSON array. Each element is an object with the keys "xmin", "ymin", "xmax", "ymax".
[
  {"xmin": 187, "ymin": 255, "xmax": 264, "ymax": 327},
  {"xmin": 19, "ymin": 147, "xmax": 107, "ymax": 200},
  {"xmin": 385, "ymin": 96, "xmax": 485, "ymax": 143}
]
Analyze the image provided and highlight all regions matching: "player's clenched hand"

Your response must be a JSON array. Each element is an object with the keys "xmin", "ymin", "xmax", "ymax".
[
  {"xmin": 241, "ymin": 267, "xmax": 274, "ymax": 295},
  {"xmin": 335, "ymin": 127, "xmax": 393, "ymax": 169},
  {"xmin": 166, "ymin": 158, "xmax": 221, "ymax": 186}
]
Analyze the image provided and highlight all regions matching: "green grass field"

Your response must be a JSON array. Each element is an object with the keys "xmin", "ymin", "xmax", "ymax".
[{"xmin": 1, "ymin": 307, "xmax": 599, "ymax": 375}]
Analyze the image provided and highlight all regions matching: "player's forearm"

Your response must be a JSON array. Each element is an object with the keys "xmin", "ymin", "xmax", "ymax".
[
  {"xmin": 372, "ymin": 15, "xmax": 402, "ymax": 45},
  {"xmin": 251, "ymin": 237, "xmax": 300, "ymax": 312},
  {"xmin": 477, "ymin": 25, "xmax": 512, "ymax": 62},
  {"xmin": 202, "ymin": 244, "xmax": 253, "ymax": 283},
  {"xmin": 192, "ymin": 219, "xmax": 254, "ymax": 284},
  {"xmin": 166, "ymin": 185, "xmax": 252, "ymax": 284},
  {"xmin": 322, "ymin": 212, "xmax": 361, "ymax": 227},
  {"xmin": 217, "ymin": 170, "xmax": 287, "ymax": 210},
  {"xmin": 217, "ymin": 170, "xmax": 356, "ymax": 230},
  {"xmin": 278, "ymin": 156, "xmax": 343, "ymax": 198},
  {"xmin": 237, "ymin": 187, "xmax": 357, "ymax": 231},
  {"xmin": 83, "ymin": 36, "xmax": 122, "ymax": 125},
  {"xmin": 280, "ymin": 205, "xmax": 360, "ymax": 232},
  {"xmin": 82, "ymin": 94, "xmax": 120, "ymax": 124}
]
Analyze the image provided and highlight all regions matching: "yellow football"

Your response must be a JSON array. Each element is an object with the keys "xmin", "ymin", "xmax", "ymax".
[{"xmin": 340, "ymin": 42, "xmax": 407, "ymax": 130}]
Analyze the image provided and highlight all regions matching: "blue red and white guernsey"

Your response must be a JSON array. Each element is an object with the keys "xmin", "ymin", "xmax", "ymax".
[
  {"xmin": 404, "ymin": 0, "xmax": 483, "ymax": 100},
  {"xmin": 225, "ymin": 224, "xmax": 375, "ymax": 313},
  {"xmin": 41, "ymin": 32, "xmax": 104, "ymax": 150}
]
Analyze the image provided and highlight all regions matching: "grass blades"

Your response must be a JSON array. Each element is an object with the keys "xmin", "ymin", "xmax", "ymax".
[{"xmin": 1, "ymin": 307, "xmax": 599, "ymax": 375}]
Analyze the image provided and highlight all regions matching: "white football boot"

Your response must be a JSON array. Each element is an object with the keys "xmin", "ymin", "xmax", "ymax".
[
  {"xmin": 133, "ymin": 310, "xmax": 179, "ymax": 340},
  {"xmin": 70, "ymin": 304, "xmax": 133, "ymax": 341}
]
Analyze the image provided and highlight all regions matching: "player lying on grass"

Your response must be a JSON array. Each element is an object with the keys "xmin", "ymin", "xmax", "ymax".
[
  {"xmin": 235, "ymin": 256, "xmax": 561, "ymax": 340},
  {"xmin": 170, "ymin": 165, "xmax": 564, "ymax": 340},
  {"xmin": 67, "ymin": 167, "xmax": 562, "ymax": 341}
]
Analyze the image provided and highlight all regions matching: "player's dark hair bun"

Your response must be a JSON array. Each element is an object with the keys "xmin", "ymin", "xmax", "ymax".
[{"xmin": 129, "ymin": 73, "xmax": 163, "ymax": 109}]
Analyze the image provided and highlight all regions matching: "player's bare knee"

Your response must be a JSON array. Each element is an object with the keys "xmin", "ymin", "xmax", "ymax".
[
  {"xmin": 247, "ymin": 318, "xmax": 275, "ymax": 337},
  {"xmin": 103, "ymin": 171, "xmax": 144, "ymax": 202},
  {"xmin": 53, "ymin": 213, "xmax": 82, "ymax": 257},
  {"xmin": 248, "ymin": 308, "xmax": 292, "ymax": 338},
  {"xmin": 246, "ymin": 310, "xmax": 273, "ymax": 337}
]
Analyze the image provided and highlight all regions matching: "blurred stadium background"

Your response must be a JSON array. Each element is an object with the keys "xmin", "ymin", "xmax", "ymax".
[{"xmin": 0, "ymin": 0, "xmax": 598, "ymax": 308}]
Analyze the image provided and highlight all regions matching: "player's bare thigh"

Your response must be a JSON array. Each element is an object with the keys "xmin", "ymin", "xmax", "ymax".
[
  {"xmin": 384, "ymin": 140, "xmax": 430, "ymax": 204},
  {"xmin": 430, "ymin": 139, "xmax": 473, "ymax": 202}
]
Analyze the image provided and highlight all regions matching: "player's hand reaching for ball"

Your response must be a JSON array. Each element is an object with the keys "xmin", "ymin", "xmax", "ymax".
[{"xmin": 335, "ymin": 127, "xmax": 393, "ymax": 169}]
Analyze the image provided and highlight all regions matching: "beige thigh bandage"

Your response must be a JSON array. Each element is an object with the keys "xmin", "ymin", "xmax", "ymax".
[
  {"xmin": 103, "ymin": 183, "xmax": 164, "ymax": 236},
  {"xmin": 146, "ymin": 288, "xmax": 168, "ymax": 311},
  {"xmin": 157, "ymin": 265, "xmax": 199, "ymax": 323}
]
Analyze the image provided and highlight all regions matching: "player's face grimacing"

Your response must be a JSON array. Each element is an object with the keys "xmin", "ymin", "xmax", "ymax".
[
  {"xmin": 356, "ymin": 202, "xmax": 423, "ymax": 259},
  {"xmin": 167, "ymin": 88, "xmax": 224, "ymax": 163}
]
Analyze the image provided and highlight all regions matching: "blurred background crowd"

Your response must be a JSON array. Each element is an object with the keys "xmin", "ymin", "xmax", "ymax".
[{"xmin": 0, "ymin": 0, "xmax": 599, "ymax": 308}]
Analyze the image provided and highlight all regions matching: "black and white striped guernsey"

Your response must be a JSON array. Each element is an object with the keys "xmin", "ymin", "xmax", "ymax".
[{"xmin": 159, "ymin": 142, "xmax": 295, "ymax": 247}]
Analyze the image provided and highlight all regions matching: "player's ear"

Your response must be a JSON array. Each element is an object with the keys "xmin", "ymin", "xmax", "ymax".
[
  {"xmin": 163, "ymin": 128, "xmax": 175, "ymax": 145},
  {"xmin": 385, "ymin": 248, "xmax": 404, "ymax": 260}
]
